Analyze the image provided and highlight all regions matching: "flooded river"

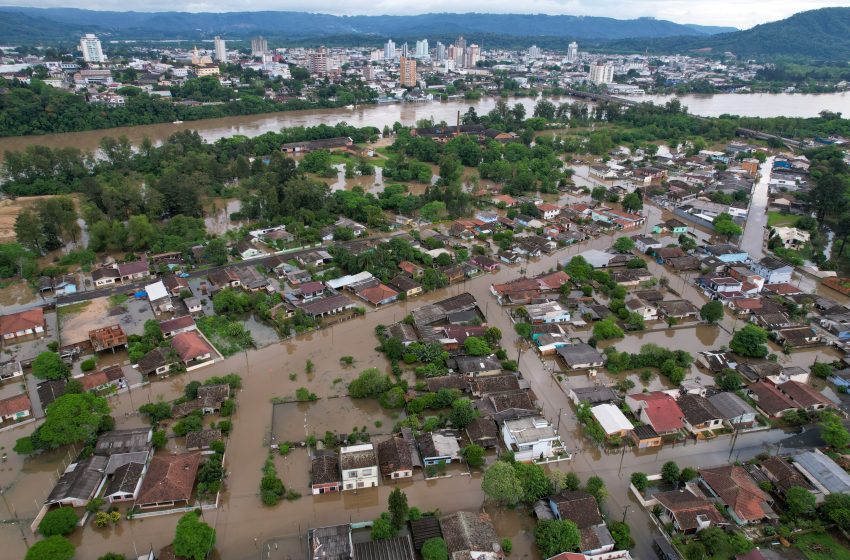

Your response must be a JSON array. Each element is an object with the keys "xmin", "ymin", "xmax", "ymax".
[{"xmin": 4, "ymin": 92, "xmax": 850, "ymax": 157}]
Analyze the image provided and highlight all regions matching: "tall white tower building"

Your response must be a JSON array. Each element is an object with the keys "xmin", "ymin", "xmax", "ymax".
[
  {"xmin": 567, "ymin": 41, "xmax": 579, "ymax": 63},
  {"xmin": 384, "ymin": 39, "xmax": 396, "ymax": 60},
  {"xmin": 79, "ymin": 34, "xmax": 105, "ymax": 63},
  {"xmin": 214, "ymin": 36, "xmax": 226, "ymax": 62}
]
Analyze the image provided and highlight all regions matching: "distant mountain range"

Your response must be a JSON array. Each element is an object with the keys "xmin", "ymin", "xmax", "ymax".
[
  {"xmin": 1, "ymin": 6, "xmax": 847, "ymax": 61},
  {"xmin": 0, "ymin": 8, "xmax": 737, "ymax": 43},
  {"xmin": 609, "ymin": 8, "xmax": 850, "ymax": 60}
]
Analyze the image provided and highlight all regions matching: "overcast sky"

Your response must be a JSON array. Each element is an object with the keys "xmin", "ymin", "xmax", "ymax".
[{"xmin": 7, "ymin": 0, "xmax": 850, "ymax": 28}]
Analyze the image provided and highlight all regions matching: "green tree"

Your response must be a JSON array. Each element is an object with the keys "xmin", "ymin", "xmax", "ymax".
[
  {"xmin": 562, "ymin": 471, "xmax": 581, "ymax": 491},
  {"xmin": 820, "ymin": 411, "xmax": 850, "ymax": 449},
  {"xmin": 661, "ymin": 461, "xmax": 680, "ymax": 485},
  {"xmin": 699, "ymin": 301, "xmax": 724, "ymax": 323},
  {"xmin": 463, "ymin": 336, "xmax": 492, "ymax": 356},
  {"xmin": 460, "ymin": 444, "xmax": 486, "ymax": 468},
  {"xmin": 622, "ymin": 192, "xmax": 643, "ymax": 212},
  {"xmin": 388, "ymin": 487, "xmax": 409, "ymax": 531},
  {"xmin": 609, "ymin": 521, "xmax": 635, "ymax": 550},
  {"xmin": 714, "ymin": 213, "xmax": 743, "ymax": 240},
  {"xmin": 421, "ymin": 537, "xmax": 449, "ymax": 560},
  {"xmin": 152, "ymin": 430, "xmax": 167, "ymax": 449},
  {"xmin": 31, "ymin": 352, "xmax": 70, "ymax": 380},
  {"xmin": 730, "ymin": 324, "xmax": 769, "ymax": 358},
  {"xmin": 811, "ymin": 362, "xmax": 833, "ymax": 379},
  {"xmin": 371, "ymin": 513, "xmax": 395, "ymax": 540},
  {"xmin": 593, "ymin": 318, "xmax": 624, "ymax": 340},
  {"xmin": 172, "ymin": 512, "xmax": 216, "ymax": 560},
  {"xmin": 482, "ymin": 461, "xmax": 523, "ymax": 506},
  {"xmin": 680, "ymin": 467, "xmax": 698, "ymax": 482},
  {"xmin": 630, "ymin": 472, "xmax": 649, "ymax": 491},
  {"xmin": 348, "ymin": 368, "xmax": 392, "ymax": 398},
  {"xmin": 14, "ymin": 209, "xmax": 46, "ymax": 253},
  {"xmin": 420, "ymin": 201, "xmax": 447, "ymax": 222},
  {"xmin": 23, "ymin": 393, "xmax": 111, "ymax": 452},
  {"xmin": 202, "ymin": 238, "xmax": 229, "ymax": 266},
  {"xmin": 585, "ymin": 475, "xmax": 607, "ymax": 503},
  {"xmin": 25, "ymin": 536, "xmax": 74, "ymax": 560},
  {"xmin": 515, "ymin": 462, "xmax": 554, "ymax": 502},
  {"xmin": 786, "ymin": 486, "xmax": 817, "ymax": 518},
  {"xmin": 716, "ymin": 369, "xmax": 742, "ymax": 391},
  {"xmin": 612, "ymin": 236, "xmax": 635, "ymax": 253},
  {"xmin": 38, "ymin": 507, "xmax": 78, "ymax": 537},
  {"xmin": 449, "ymin": 398, "xmax": 476, "ymax": 429},
  {"xmin": 534, "ymin": 519, "xmax": 581, "ymax": 557}
]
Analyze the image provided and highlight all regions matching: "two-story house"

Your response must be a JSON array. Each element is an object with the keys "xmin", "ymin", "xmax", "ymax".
[{"xmin": 339, "ymin": 443, "xmax": 379, "ymax": 491}]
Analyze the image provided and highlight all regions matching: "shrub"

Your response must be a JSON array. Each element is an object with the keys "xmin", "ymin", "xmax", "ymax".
[
  {"xmin": 38, "ymin": 507, "xmax": 78, "ymax": 537},
  {"xmin": 80, "ymin": 358, "xmax": 97, "ymax": 372}
]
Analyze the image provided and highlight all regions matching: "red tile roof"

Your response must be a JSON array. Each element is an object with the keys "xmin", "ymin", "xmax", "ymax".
[
  {"xmin": 630, "ymin": 392, "xmax": 685, "ymax": 433},
  {"xmin": 358, "ymin": 284, "xmax": 398, "ymax": 305},
  {"xmin": 0, "ymin": 308, "xmax": 44, "ymax": 337},
  {"xmin": 171, "ymin": 331, "xmax": 214, "ymax": 362},
  {"xmin": 136, "ymin": 453, "xmax": 200, "ymax": 505},
  {"xmin": 700, "ymin": 465, "xmax": 771, "ymax": 522},
  {"xmin": 0, "ymin": 393, "xmax": 31, "ymax": 417}
]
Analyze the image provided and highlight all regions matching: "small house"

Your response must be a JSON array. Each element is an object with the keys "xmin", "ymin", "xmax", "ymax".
[
  {"xmin": 310, "ymin": 454, "xmax": 341, "ymax": 495},
  {"xmin": 339, "ymin": 444, "xmax": 378, "ymax": 491}
]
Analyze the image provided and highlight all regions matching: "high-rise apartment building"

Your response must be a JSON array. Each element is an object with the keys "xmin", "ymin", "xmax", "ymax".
[
  {"xmin": 454, "ymin": 36, "xmax": 466, "ymax": 66},
  {"xmin": 465, "ymin": 44, "xmax": 480, "ymax": 68},
  {"xmin": 528, "ymin": 45, "xmax": 541, "ymax": 59},
  {"xmin": 251, "ymin": 36, "xmax": 268, "ymax": 57},
  {"xmin": 435, "ymin": 42, "xmax": 446, "ymax": 62},
  {"xmin": 79, "ymin": 33, "xmax": 105, "ymax": 63},
  {"xmin": 400, "ymin": 42, "xmax": 409, "ymax": 58},
  {"xmin": 567, "ymin": 41, "xmax": 579, "ymax": 63},
  {"xmin": 308, "ymin": 47, "xmax": 328, "ymax": 76},
  {"xmin": 214, "ymin": 36, "xmax": 226, "ymax": 62},
  {"xmin": 415, "ymin": 39, "xmax": 429, "ymax": 59},
  {"xmin": 362, "ymin": 64, "xmax": 375, "ymax": 81},
  {"xmin": 399, "ymin": 56, "xmax": 417, "ymax": 87},
  {"xmin": 588, "ymin": 62, "xmax": 614, "ymax": 85},
  {"xmin": 384, "ymin": 39, "xmax": 396, "ymax": 60}
]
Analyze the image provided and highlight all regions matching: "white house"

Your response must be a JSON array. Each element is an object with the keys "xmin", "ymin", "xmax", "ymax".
[
  {"xmin": 339, "ymin": 444, "xmax": 379, "ymax": 491},
  {"xmin": 501, "ymin": 416, "xmax": 563, "ymax": 462},
  {"xmin": 631, "ymin": 234, "xmax": 662, "ymax": 254},
  {"xmin": 750, "ymin": 256, "xmax": 794, "ymax": 284},
  {"xmin": 770, "ymin": 227, "xmax": 810, "ymax": 249},
  {"xmin": 591, "ymin": 404, "xmax": 634, "ymax": 437},
  {"xmin": 625, "ymin": 298, "xmax": 657, "ymax": 321},
  {"xmin": 526, "ymin": 301, "xmax": 571, "ymax": 324}
]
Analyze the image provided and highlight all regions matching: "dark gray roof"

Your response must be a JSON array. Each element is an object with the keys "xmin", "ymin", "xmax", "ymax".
[
  {"xmin": 310, "ymin": 524, "xmax": 352, "ymax": 560},
  {"xmin": 708, "ymin": 392, "xmax": 757, "ymax": 421},
  {"xmin": 186, "ymin": 429, "xmax": 222, "ymax": 450},
  {"xmin": 46, "ymin": 456, "xmax": 107, "ymax": 504},
  {"xmin": 353, "ymin": 535, "xmax": 415, "ymax": 560},
  {"xmin": 556, "ymin": 344, "xmax": 605, "ymax": 368},
  {"xmin": 409, "ymin": 516, "xmax": 442, "ymax": 551},
  {"xmin": 439, "ymin": 511, "xmax": 498, "ymax": 554},
  {"xmin": 632, "ymin": 424, "xmax": 659, "ymax": 440},
  {"xmin": 95, "ymin": 428, "xmax": 151, "ymax": 456},
  {"xmin": 678, "ymin": 395, "xmax": 723, "ymax": 424},
  {"xmin": 571, "ymin": 386, "xmax": 618, "ymax": 404},
  {"xmin": 104, "ymin": 462, "xmax": 144, "ymax": 496},
  {"xmin": 311, "ymin": 454, "xmax": 340, "ymax": 485},
  {"xmin": 793, "ymin": 450, "xmax": 850, "ymax": 494}
]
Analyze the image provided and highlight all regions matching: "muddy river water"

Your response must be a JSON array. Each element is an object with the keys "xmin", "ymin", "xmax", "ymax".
[
  {"xmin": 3, "ymin": 92, "xmax": 850, "ymax": 157},
  {"xmin": 0, "ymin": 208, "xmax": 844, "ymax": 559}
]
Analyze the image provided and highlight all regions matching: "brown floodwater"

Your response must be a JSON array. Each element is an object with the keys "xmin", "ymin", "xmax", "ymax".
[{"xmin": 1, "ymin": 200, "xmax": 844, "ymax": 559}]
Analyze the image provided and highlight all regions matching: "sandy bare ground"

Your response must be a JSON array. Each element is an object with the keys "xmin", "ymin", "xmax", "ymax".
[{"xmin": 0, "ymin": 195, "xmax": 81, "ymax": 244}]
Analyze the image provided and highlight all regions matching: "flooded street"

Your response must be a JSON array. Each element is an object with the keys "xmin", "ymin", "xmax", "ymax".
[
  {"xmin": 0, "ymin": 169, "xmax": 845, "ymax": 558},
  {"xmin": 739, "ymin": 157, "xmax": 772, "ymax": 260}
]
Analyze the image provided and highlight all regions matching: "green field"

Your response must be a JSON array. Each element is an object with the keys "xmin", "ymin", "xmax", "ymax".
[
  {"xmin": 767, "ymin": 211, "xmax": 799, "ymax": 227},
  {"xmin": 796, "ymin": 532, "xmax": 850, "ymax": 560}
]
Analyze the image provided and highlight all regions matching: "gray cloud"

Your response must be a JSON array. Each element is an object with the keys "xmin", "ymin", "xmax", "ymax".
[{"xmin": 5, "ymin": 0, "xmax": 850, "ymax": 28}]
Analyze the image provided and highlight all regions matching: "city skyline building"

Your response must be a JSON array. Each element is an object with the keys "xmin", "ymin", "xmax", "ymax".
[
  {"xmin": 567, "ymin": 41, "xmax": 579, "ymax": 63},
  {"xmin": 214, "ymin": 36, "xmax": 226, "ymax": 62},
  {"xmin": 384, "ymin": 39, "xmax": 396, "ymax": 60},
  {"xmin": 79, "ymin": 33, "xmax": 105, "ymax": 63},
  {"xmin": 399, "ymin": 56, "xmax": 417, "ymax": 87},
  {"xmin": 251, "ymin": 36, "xmax": 268, "ymax": 57}
]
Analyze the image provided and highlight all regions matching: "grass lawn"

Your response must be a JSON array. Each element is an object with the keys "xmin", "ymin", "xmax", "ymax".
[
  {"xmin": 767, "ymin": 211, "xmax": 799, "ymax": 227},
  {"xmin": 57, "ymin": 301, "xmax": 91, "ymax": 318},
  {"xmin": 796, "ymin": 532, "xmax": 850, "ymax": 560}
]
